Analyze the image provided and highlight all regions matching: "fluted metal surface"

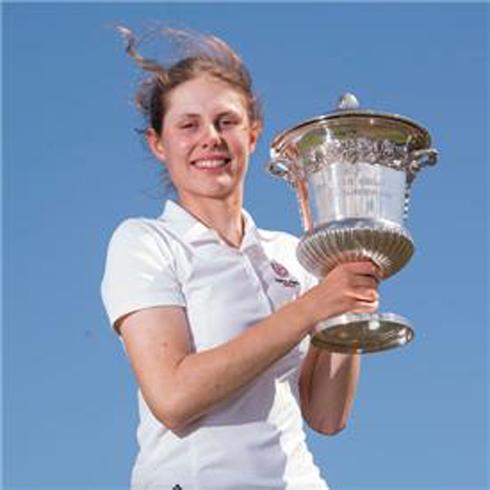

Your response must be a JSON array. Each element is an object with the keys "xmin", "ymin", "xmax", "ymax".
[{"xmin": 297, "ymin": 218, "xmax": 414, "ymax": 278}]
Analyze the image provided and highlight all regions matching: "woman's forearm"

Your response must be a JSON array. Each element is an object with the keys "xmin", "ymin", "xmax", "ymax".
[
  {"xmin": 154, "ymin": 299, "xmax": 314, "ymax": 430},
  {"xmin": 300, "ymin": 346, "xmax": 361, "ymax": 435}
]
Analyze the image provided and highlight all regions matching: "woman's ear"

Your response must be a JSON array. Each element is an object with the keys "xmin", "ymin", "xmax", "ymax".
[
  {"xmin": 249, "ymin": 121, "xmax": 262, "ymax": 154},
  {"xmin": 146, "ymin": 128, "xmax": 166, "ymax": 162}
]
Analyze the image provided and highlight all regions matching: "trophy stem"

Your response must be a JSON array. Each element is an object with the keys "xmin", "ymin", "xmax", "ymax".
[{"xmin": 311, "ymin": 312, "xmax": 414, "ymax": 354}]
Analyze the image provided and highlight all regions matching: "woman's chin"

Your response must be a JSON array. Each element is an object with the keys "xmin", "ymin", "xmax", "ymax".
[{"xmin": 180, "ymin": 182, "xmax": 241, "ymax": 201}]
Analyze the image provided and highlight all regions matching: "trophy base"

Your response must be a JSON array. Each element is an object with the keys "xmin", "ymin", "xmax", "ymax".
[{"xmin": 311, "ymin": 312, "xmax": 414, "ymax": 354}]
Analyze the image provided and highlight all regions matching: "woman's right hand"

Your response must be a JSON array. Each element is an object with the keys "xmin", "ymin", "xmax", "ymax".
[{"xmin": 297, "ymin": 261, "xmax": 381, "ymax": 328}]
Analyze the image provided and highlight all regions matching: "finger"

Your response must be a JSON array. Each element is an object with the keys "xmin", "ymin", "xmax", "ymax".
[
  {"xmin": 351, "ymin": 275, "xmax": 380, "ymax": 289},
  {"xmin": 363, "ymin": 270, "xmax": 382, "ymax": 284},
  {"xmin": 349, "ymin": 288, "xmax": 379, "ymax": 302},
  {"xmin": 351, "ymin": 299, "xmax": 379, "ymax": 314},
  {"xmin": 343, "ymin": 261, "xmax": 380, "ymax": 276}
]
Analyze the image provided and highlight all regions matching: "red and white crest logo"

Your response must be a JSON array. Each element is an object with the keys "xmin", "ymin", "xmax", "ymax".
[{"xmin": 271, "ymin": 260, "xmax": 289, "ymax": 278}]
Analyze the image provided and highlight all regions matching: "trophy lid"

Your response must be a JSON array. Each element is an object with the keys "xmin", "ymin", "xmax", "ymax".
[{"xmin": 270, "ymin": 92, "xmax": 433, "ymax": 157}]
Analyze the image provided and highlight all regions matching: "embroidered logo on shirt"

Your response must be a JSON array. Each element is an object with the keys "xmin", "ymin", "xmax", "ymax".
[{"xmin": 270, "ymin": 260, "xmax": 300, "ymax": 288}]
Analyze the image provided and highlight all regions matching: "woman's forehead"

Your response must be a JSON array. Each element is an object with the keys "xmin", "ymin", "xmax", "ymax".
[{"xmin": 166, "ymin": 76, "xmax": 247, "ymax": 119}]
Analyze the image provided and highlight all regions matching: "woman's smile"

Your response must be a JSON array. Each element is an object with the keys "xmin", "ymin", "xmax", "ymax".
[{"xmin": 191, "ymin": 153, "xmax": 232, "ymax": 171}]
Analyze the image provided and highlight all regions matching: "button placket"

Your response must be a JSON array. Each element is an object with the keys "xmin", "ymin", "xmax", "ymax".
[
  {"xmin": 242, "ymin": 248, "xmax": 275, "ymax": 312},
  {"xmin": 243, "ymin": 253, "xmax": 261, "ymax": 289}
]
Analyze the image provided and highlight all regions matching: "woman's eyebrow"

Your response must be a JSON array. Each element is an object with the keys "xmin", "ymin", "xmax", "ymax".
[
  {"xmin": 173, "ymin": 109, "xmax": 242, "ymax": 121},
  {"xmin": 176, "ymin": 113, "xmax": 200, "ymax": 120},
  {"xmin": 216, "ymin": 110, "xmax": 241, "ymax": 118}
]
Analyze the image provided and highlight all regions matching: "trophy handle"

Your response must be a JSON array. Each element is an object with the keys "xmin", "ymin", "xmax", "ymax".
[
  {"xmin": 404, "ymin": 148, "xmax": 439, "ymax": 219},
  {"xmin": 407, "ymin": 148, "xmax": 439, "ymax": 176},
  {"xmin": 266, "ymin": 158, "xmax": 292, "ymax": 179}
]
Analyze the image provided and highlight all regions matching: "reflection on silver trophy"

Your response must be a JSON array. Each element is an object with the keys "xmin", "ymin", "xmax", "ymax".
[{"xmin": 267, "ymin": 93, "xmax": 439, "ymax": 354}]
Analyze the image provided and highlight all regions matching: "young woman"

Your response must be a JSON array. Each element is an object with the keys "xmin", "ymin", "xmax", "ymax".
[{"xmin": 101, "ymin": 27, "xmax": 380, "ymax": 490}]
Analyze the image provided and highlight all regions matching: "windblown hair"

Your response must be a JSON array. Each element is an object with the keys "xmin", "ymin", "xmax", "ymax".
[{"xmin": 117, "ymin": 26, "xmax": 263, "ymax": 135}]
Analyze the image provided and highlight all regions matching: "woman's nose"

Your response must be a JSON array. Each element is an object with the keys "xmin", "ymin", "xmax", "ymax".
[{"xmin": 200, "ymin": 123, "xmax": 222, "ymax": 148}]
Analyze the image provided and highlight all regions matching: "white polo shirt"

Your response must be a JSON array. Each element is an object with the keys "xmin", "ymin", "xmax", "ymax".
[{"xmin": 101, "ymin": 200, "xmax": 329, "ymax": 490}]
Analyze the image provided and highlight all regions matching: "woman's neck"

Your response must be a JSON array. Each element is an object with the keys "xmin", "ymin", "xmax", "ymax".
[{"xmin": 177, "ymin": 193, "xmax": 244, "ymax": 248}]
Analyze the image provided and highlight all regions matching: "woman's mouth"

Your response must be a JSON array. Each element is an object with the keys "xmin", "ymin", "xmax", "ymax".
[{"xmin": 191, "ymin": 158, "xmax": 231, "ymax": 170}]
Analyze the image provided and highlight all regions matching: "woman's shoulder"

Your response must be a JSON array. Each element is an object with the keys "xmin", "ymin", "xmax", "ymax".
[
  {"xmin": 109, "ymin": 214, "xmax": 166, "ymax": 238},
  {"xmin": 103, "ymin": 215, "xmax": 186, "ymax": 270},
  {"xmin": 107, "ymin": 214, "xmax": 178, "ymax": 247}
]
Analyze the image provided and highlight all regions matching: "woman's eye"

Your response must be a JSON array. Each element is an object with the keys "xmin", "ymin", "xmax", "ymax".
[
  {"xmin": 219, "ymin": 119, "xmax": 237, "ymax": 128},
  {"xmin": 180, "ymin": 122, "xmax": 197, "ymax": 130}
]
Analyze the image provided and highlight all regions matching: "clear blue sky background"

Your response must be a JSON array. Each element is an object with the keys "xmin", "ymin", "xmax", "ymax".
[{"xmin": 3, "ymin": 2, "xmax": 488, "ymax": 490}]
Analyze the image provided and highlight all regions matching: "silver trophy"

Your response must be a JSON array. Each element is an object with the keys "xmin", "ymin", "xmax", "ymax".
[{"xmin": 267, "ymin": 93, "xmax": 439, "ymax": 354}]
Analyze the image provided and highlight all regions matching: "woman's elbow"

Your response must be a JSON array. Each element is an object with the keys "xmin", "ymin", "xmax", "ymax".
[
  {"xmin": 148, "ymin": 397, "xmax": 195, "ymax": 432},
  {"xmin": 145, "ymin": 397, "xmax": 188, "ymax": 431},
  {"xmin": 319, "ymin": 422, "xmax": 347, "ymax": 436},
  {"xmin": 306, "ymin": 414, "xmax": 348, "ymax": 436},
  {"xmin": 156, "ymin": 411, "xmax": 186, "ymax": 432}
]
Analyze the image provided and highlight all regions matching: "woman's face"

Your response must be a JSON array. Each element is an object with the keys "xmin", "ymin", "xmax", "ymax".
[{"xmin": 147, "ymin": 76, "xmax": 261, "ymax": 203}]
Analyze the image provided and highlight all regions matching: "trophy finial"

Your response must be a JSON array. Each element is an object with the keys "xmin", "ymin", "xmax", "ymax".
[{"xmin": 337, "ymin": 92, "xmax": 360, "ymax": 110}]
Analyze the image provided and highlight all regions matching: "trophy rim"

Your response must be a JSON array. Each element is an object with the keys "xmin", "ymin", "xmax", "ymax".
[
  {"xmin": 318, "ymin": 312, "xmax": 412, "ymax": 330},
  {"xmin": 271, "ymin": 110, "xmax": 432, "ymax": 157},
  {"xmin": 311, "ymin": 312, "xmax": 415, "ymax": 354}
]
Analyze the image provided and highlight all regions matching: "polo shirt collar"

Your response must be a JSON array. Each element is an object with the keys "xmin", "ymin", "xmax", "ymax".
[{"xmin": 160, "ymin": 199, "xmax": 259, "ymax": 249}]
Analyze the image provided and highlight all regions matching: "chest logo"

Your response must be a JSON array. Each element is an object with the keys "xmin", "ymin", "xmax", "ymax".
[{"xmin": 270, "ymin": 260, "xmax": 300, "ymax": 288}]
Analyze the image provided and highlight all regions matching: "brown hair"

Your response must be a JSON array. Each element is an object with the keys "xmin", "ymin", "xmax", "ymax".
[{"xmin": 117, "ymin": 26, "xmax": 263, "ymax": 136}]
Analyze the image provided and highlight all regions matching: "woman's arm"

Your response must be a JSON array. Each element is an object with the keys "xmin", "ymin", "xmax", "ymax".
[
  {"xmin": 119, "ymin": 299, "xmax": 312, "ymax": 431},
  {"xmin": 119, "ymin": 261, "xmax": 378, "ymax": 432},
  {"xmin": 299, "ymin": 347, "xmax": 361, "ymax": 435},
  {"xmin": 298, "ymin": 263, "xmax": 380, "ymax": 435}
]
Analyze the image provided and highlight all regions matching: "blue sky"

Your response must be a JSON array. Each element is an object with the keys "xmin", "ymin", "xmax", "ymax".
[{"xmin": 3, "ymin": 2, "xmax": 488, "ymax": 490}]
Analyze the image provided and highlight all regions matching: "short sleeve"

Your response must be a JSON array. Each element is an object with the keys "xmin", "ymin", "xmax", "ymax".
[{"xmin": 100, "ymin": 219, "xmax": 186, "ymax": 332}]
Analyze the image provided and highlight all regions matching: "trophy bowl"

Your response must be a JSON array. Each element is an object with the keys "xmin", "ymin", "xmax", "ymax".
[{"xmin": 267, "ymin": 93, "xmax": 438, "ymax": 354}]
